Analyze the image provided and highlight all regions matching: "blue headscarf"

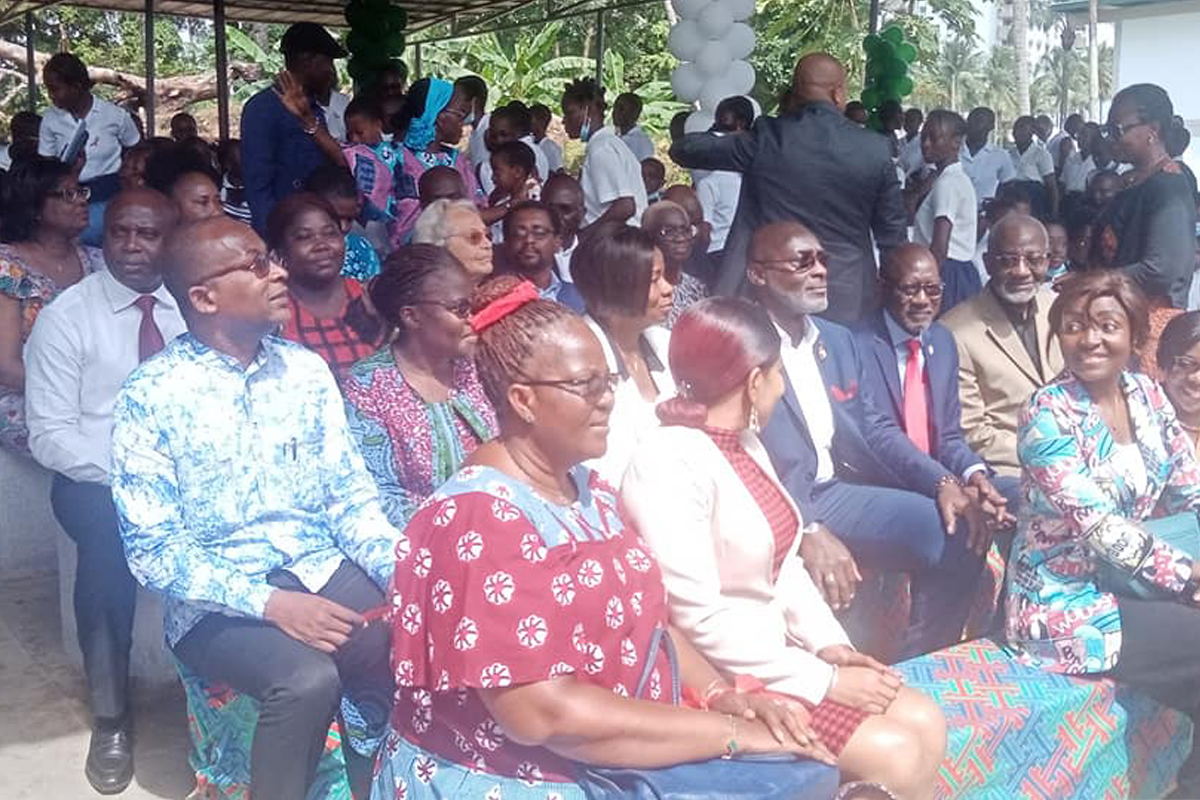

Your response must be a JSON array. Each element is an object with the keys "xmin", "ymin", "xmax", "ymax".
[{"xmin": 403, "ymin": 78, "xmax": 455, "ymax": 152}]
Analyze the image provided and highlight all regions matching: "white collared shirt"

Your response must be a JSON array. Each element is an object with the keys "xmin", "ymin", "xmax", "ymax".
[
  {"xmin": 318, "ymin": 90, "xmax": 351, "ymax": 143},
  {"xmin": 619, "ymin": 124, "xmax": 656, "ymax": 162},
  {"xmin": 882, "ymin": 310, "xmax": 986, "ymax": 481},
  {"xmin": 899, "ymin": 135, "xmax": 926, "ymax": 177},
  {"xmin": 581, "ymin": 125, "xmax": 648, "ymax": 225},
  {"xmin": 478, "ymin": 134, "xmax": 551, "ymax": 195},
  {"xmin": 468, "ymin": 111, "xmax": 491, "ymax": 168},
  {"xmin": 538, "ymin": 137, "xmax": 564, "ymax": 173},
  {"xmin": 1009, "ymin": 142, "xmax": 1055, "ymax": 183},
  {"xmin": 776, "ymin": 318, "xmax": 835, "ymax": 483},
  {"xmin": 696, "ymin": 170, "xmax": 741, "ymax": 252},
  {"xmin": 556, "ymin": 236, "xmax": 579, "ymax": 283},
  {"xmin": 959, "ymin": 142, "xmax": 1016, "ymax": 206},
  {"xmin": 1062, "ymin": 152, "xmax": 1096, "ymax": 194},
  {"xmin": 913, "ymin": 161, "xmax": 978, "ymax": 261},
  {"xmin": 1047, "ymin": 130, "xmax": 1073, "ymax": 168},
  {"xmin": 38, "ymin": 95, "xmax": 141, "ymax": 183},
  {"xmin": 24, "ymin": 269, "xmax": 187, "ymax": 483}
]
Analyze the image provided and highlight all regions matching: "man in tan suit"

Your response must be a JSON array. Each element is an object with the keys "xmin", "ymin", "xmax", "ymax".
[{"xmin": 941, "ymin": 214, "xmax": 1063, "ymax": 497}]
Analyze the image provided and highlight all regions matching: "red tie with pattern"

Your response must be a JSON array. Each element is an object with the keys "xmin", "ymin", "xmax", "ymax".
[
  {"xmin": 134, "ymin": 295, "xmax": 165, "ymax": 362},
  {"xmin": 904, "ymin": 337, "xmax": 930, "ymax": 453}
]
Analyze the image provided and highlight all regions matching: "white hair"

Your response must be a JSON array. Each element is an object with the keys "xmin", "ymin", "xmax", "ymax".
[{"xmin": 412, "ymin": 199, "xmax": 480, "ymax": 247}]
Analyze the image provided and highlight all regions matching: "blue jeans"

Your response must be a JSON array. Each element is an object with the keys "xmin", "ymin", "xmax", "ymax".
[{"xmin": 812, "ymin": 479, "xmax": 986, "ymax": 660}]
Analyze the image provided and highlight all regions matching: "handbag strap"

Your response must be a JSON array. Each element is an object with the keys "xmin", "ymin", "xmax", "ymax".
[{"xmin": 631, "ymin": 626, "xmax": 682, "ymax": 705}]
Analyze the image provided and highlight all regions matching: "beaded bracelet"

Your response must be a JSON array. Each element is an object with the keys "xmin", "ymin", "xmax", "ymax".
[{"xmin": 721, "ymin": 714, "xmax": 739, "ymax": 759}]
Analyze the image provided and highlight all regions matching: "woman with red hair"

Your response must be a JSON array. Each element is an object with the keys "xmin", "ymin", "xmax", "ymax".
[{"xmin": 622, "ymin": 296, "xmax": 946, "ymax": 799}]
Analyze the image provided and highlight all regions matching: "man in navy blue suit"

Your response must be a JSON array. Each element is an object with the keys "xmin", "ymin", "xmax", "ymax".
[
  {"xmin": 750, "ymin": 222, "xmax": 995, "ymax": 660},
  {"xmin": 855, "ymin": 243, "xmax": 1018, "ymax": 511}
]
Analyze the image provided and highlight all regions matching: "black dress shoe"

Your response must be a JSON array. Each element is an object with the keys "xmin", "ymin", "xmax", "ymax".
[{"xmin": 85, "ymin": 723, "xmax": 134, "ymax": 795}]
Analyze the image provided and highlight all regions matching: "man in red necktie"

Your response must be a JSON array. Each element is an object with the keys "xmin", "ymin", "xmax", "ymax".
[{"xmin": 23, "ymin": 188, "xmax": 184, "ymax": 794}]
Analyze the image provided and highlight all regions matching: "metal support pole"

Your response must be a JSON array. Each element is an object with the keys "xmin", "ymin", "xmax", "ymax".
[
  {"xmin": 25, "ymin": 11, "xmax": 37, "ymax": 111},
  {"xmin": 868, "ymin": 0, "xmax": 880, "ymax": 34},
  {"xmin": 414, "ymin": 43, "xmax": 422, "ymax": 80},
  {"xmin": 214, "ymin": 0, "xmax": 230, "ymax": 140},
  {"xmin": 144, "ymin": 0, "xmax": 156, "ymax": 136},
  {"xmin": 594, "ymin": 9, "xmax": 604, "ymax": 86}
]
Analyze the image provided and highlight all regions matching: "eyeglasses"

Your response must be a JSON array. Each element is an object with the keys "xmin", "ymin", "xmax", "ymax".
[
  {"xmin": 509, "ymin": 225, "xmax": 556, "ymax": 242},
  {"xmin": 522, "ymin": 372, "xmax": 619, "ymax": 405},
  {"xmin": 1102, "ymin": 120, "xmax": 1150, "ymax": 140},
  {"xmin": 753, "ymin": 250, "xmax": 829, "ymax": 274},
  {"xmin": 193, "ymin": 251, "xmax": 277, "ymax": 285},
  {"xmin": 889, "ymin": 281, "xmax": 945, "ymax": 299},
  {"xmin": 48, "ymin": 186, "xmax": 91, "ymax": 203},
  {"xmin": 450, "ymin": 229, "xmax": 490, "ymax": 247},
  {"xmin": 1170, "ymin": 357, "xmax": 1200, "ymax": 379},
  {"xmin": 412, "ymin": 298, "xmax": 472, "ymax": 319},
  {"xmin": 658, "ymin": 224, "xmax": 697, "ymax": 242},
  {"xmin": 990, "ymin": 252, "xmax": 1049, "ymax": 271}
]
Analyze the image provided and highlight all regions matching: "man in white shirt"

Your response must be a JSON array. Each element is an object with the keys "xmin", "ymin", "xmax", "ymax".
[
  {"xmin": 456, "ymin": 75, "xmax": 490, "ymax": 167},
  {"xmin": 562, "ymin": 77, "xmax": 647, "ymax": 228},
  {"xmin": 613, "ymin": 91, "xmax": 656, "ymax": 162},
  {"xmin": 529, "ymin": 103, "xmax": 564, "ymax": 174},
  {"xmin": 960, "ymin": 107, "xmax": 1016, "ymax": 208},
  {"xmin": 1046, "ymin": 113, "xmax": 1083, "ymax": 172},
  {"xmin": 23, "ymin": 189, "xmax": 184, "ymax": 795},
  {"xmin": 899, "ymin": 107, "xmax": 926, "ymax": 179},
  {"xmin": 1009, "ymin": 115, "xmax": 1059, "ymax": 218},
  {"xmin": 543, "ymin": 172, "xmax": 585, "ymax": 282},
  {"xmin": 696, "ymin": 96, "xmax": 752, "ymax": 255}
]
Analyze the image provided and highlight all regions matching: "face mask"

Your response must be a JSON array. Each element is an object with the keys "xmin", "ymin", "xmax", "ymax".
[{"xmin": 580, "ymin": 115, "xmax": 592, "ymax": 142}]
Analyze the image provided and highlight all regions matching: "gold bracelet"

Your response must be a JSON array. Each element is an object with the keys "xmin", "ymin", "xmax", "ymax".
[{"xmin": 721, "ymin": 714, "xmax": 739, "ymax": 759}]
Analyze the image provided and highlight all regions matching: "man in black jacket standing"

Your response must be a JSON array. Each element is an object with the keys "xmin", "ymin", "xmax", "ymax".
[{"xmin": 670, "ymin": 52, "xmax": 908, "ymax": 323}]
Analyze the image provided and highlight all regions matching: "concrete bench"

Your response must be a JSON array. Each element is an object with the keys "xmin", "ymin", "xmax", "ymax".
[{"xmin": 896, "ymin": 638, "xmax": 1192, "ymax": 799}]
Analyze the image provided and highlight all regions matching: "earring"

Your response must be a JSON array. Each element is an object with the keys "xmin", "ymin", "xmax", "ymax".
[
  {"xmin": 520, "ymin": 411, "xmax": 535, "ymax": 425},
  {"xmin": 749, "ymin": 406, "xmax": 761, "ymax": 434}
]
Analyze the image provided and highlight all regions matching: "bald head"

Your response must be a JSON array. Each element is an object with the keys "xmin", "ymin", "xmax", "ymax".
[
  {"xmin": 985, "ymin": 213, "xmax": 1050, "ymax": 305},
  {"xmin": 161, "ymin": 216, "xmax": 266, "ymax": 309},
  {"xmin": 750, "ymin": 220, "xmax": 816, "ymax": 262},
  {"xmin": 988, "ymin": 213, "xmax": 1048, "ymax": 257},
  {"xmin": 103, "ymin": 188, "xmax": 180, "ymax": 293},
  {"xmin": 418, "ymin": 165, "xmax": 467, "ymax": 207},
  {"xmin": 747, "ymin": 221, "xmax": 828, "ymax": 318},
  {"xmin": 663, "ymin": 185, "xmax": 703, "ymax": 224},
  {"xmin": 881, "ymin": 244, "xmax": 942, "ymax": 333},
  {"xmin": 792, "ymin": 53, "xmax": 847, "ymax": 108}
]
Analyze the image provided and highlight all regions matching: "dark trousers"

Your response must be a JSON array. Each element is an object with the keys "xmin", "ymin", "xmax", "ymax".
[
  {"xmin": 50, "ymin": 475, "xmax": 137, "ymax": 722},
  {"xmin": 812, "ymin": 479, "xmax": 987, "ymax": 661},
  {"xmin": 1111, "ymin": 597, "xmax": 1200, "ymax": 792},
  {"xmin": 173, "ymin": 561, "xmax": 393, "ymax": 800}
]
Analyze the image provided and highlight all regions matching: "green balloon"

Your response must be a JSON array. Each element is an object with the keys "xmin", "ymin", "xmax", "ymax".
[
  {"xmin": 384, "ymin": 31, "xmax": 405, "ymax": 53},
  {"xmin": 897, "ymin": 42, "xmax": 917, "ymax": 63},
  {"xmin": 862, "ymin": 34, "xmax": 882, "ymax": 53},
  {"xmin": 862, "ymin": 88, "xmax": 882, "ymax": 109},
  {"xmin": 363, "ymin": 0, "xmax": 387, "ymax": 10},
  {"xmin": 345, "ymin": 1, "xmax": 371, "ymax": 28},
  {"xmin": 889, "ymin": 57, "xmax": 908, "ymax": 77},
  {"xmin": 882, "ymin": 25, "xmax": 904, "ymax": 45},
  {"xmin": 347, "ymin": 55, "xmax": 371, "ymax": 83},
  {"xmin": 897, "ymin": 76, "xmax": 914, "ymax": 96},
  {"xmin": 346, "ymin": 29, "xmax": 375, "ymax": 54},
  {"xmin": 385, "ymin": 6, "xmax": 407, "ymax": 32}
]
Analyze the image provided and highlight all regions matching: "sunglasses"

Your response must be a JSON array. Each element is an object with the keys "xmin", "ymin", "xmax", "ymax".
[
  {"xmin": 753, "ymin": 250, "xmax": 829, "ymax": 274},
  {"xmin": 889, "ymin": 281, "xmax": 945, "ymax": 299},
  {"xmin": 522, "ymin": 372, "xmax": 619, "ymax": 405},
  {"xmin": 192, "ymin": 251, "xmax": 276, "ymax": 286},
  {"xmin": 48, "ymin": 186, "xmax": 92, "ymax": 203},
  {"xmin": 412, "ymin": 298, "xmax": 472, "ymax": 320},
  {"xmin": 991, "ymin": 252, "xmax": 1050, "ymax": 271}
]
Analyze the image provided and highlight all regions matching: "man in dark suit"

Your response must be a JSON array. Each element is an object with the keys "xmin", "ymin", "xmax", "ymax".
[
  {"xmin": 854, "ymin": 243, "xmax": 1017, "ymax": 509},
  {"xmin": 750, "ymin": 221, "xmax": 988, "ymax": 660},
  {"xmin": 669, "ymin": 52, "xmax": 907, "ymax": 323}
]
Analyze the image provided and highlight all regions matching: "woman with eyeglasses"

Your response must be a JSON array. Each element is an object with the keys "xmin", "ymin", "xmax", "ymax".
[
  {"xmin": 267, "ymin": 193, "xmax": 383, "ymax": 380},
  {"xmin": 391, "ymin": 77, "xmax": 484, "ymax": 244},
  {"xmin": 343, "ymin": 244, "xmax": 497, "ymax": 529},
  {"xmin": 1091, "ymin": 84, "xmax": 1196, "ymax": 359},
  {"xmin": 1157, "ymin": 311, "xmax": 1200, "ymax": 451},
  {"xmin": 623, "ymin": 297, "xmax": 947, "ymax": 799},
  {"xmin": 910, "ymin": 110, "xmax": 980, "ymax": 314},
  {"xmin": 371, "ymin": 274, "xmax": 840, "ymax": 800},
  {"xmin": 570, "ymin": 223, "xmax": 676, "ymax": 485},
  {"xmin": 1007, "ymin": 271, "xmax": 1200, "ymax": 797},
  {"xmin": 642, "ymin": 200, "xmax": 709, "ymax": 328},
  {"xmin": 413, "ymin": 198, "xmax": 494, "ymax": 279},
  {"xmin": 0, "ymin": 155, "xmax": 105, "ymax": 452}
]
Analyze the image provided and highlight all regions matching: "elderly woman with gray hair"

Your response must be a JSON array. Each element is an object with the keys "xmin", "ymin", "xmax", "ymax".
[
  {"xmin": 642, "ymin": 200, "xmax": 709, "ymax": 327},
  {"xmin": 412, "ymin": 198, "xmax": 493, "ymax": 278}
]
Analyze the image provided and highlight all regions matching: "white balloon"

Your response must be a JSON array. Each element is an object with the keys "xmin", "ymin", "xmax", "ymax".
[
  {"xmin": 724, "ymin": 59, "xmax": 756, "ymax": 95},
  {"xmin": 684, "ymin": 110, "xmax": 716, "ymax": 134},
  {"xmin": 670, "ymin": 63, "xmax": 705, "ymax": 103},
  {"xmin": 671, "ymin": 0, "xmax": 710, "ymax": 20},
  {"xmin": 721, "ymin": 22, "xmax": 756, "ymax": 60},
  {"xmin": 697, "ymin": 1, "xmax": 734, "ymax": 38},
  {"xmin": 699, "ymin": 76, "xmax": 737, "ymax": 110},
  {"xmin": 667, "ymin": 20, "xmax": 705, "ymax": 61},
  {"xmin": 726, "ymin": 0, "xmax": 756, "ymax": 21},
  {"xmin": 745, "ymin": 95, "xmax": 762, "ymax": 119},
  {"xmin": 695, "ymin": 40, "xmax": 732, "ymax": 77}
]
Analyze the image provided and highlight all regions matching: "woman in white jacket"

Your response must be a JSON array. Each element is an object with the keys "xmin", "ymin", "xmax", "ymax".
[{"xmin": 622, "ymin": 297, "xmax": 946, "ymax": 799}]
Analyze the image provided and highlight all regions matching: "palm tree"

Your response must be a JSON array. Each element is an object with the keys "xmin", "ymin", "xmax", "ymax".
[
  {"xmin": 1012, "ymin": 0, "xmax": 1031, "ymax": 114},
  {"xmin": 938, "ymin": 36, "xmax": 983, "ymax": 112},
  {"xmin": 979, "ymin": 45, "xmax": 1018, "ymax": 125}
]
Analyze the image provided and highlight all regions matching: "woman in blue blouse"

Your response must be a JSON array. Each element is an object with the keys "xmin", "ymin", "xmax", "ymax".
[{"xmin": 1006, "ymin": 270, "xmax": 1200, "ymax": 798}]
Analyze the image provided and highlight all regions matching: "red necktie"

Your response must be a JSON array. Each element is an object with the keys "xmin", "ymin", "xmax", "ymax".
[
  {"xmin": 903, "ymin": 337, "xmax": 930, "ymax": 454},
  {"xmin": 134, "ymin": 295, "xmax": 165, "ymax": 362}
]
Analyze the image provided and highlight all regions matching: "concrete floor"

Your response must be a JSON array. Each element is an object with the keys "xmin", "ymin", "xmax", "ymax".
[{"xmin": 0, "ymin": 570, "xmax": 195, "ymax": 799}]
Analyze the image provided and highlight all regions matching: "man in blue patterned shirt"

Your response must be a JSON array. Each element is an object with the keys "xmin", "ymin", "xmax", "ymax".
[{"xmin": 110, "ymin": 215, "xmax": 404, "ymax": 800}]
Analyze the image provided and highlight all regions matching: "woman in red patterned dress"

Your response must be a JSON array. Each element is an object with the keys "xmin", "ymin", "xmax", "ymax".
[
  {"xmin": 622, "ymin": 297, "xmax": 947, "ymax": 799},
  {"xmin": 372, "ymin": 276, "xmax": 841, "ymax": 800}
]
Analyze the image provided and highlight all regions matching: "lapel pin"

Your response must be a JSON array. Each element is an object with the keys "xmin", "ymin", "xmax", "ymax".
[{"xmin": 815, "ymin": 342, "xmax": 827, "ymax": 361}]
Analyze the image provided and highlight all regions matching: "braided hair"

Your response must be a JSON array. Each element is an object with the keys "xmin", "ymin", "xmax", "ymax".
[
  {"xmin": 370, "ymin": 244, "xmax": 465, "ymax": 337},
  {"xmin": 471, "ymin": 274, "xmax": 578, "ymax": 417}
]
